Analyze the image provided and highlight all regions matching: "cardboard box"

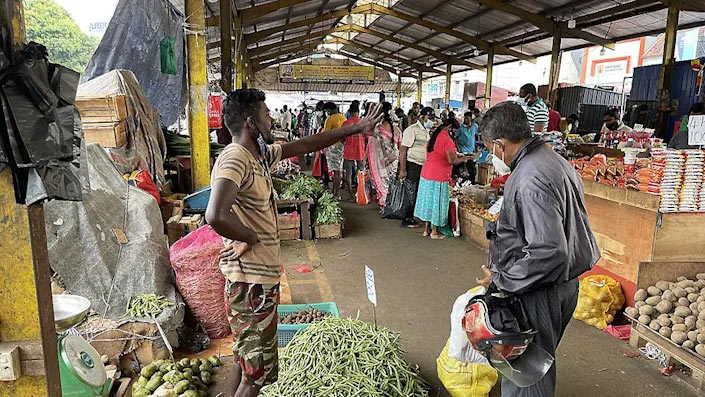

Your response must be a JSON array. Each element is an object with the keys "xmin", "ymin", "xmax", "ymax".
[
  {"xmin": 75, "ymin": 95, "xmax": 130, "ymax": 122},
  {"xmin": 83, "ymin": 121, "xmax": 128, "ymax": 148}
]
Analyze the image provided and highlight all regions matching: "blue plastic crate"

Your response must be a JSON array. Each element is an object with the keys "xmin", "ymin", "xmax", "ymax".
[{"xmin": 277, "ymin": 302, "xmax": 340, "ymax": 347}]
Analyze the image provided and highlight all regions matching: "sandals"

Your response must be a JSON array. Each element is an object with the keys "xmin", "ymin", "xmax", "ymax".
[
  {"xmin": 423, "ymin": 230, "xmax": 430, "ymax": 237},
  {"xmin": 430, "ymin": 233, "xmax": 447, "ymax": 240}
]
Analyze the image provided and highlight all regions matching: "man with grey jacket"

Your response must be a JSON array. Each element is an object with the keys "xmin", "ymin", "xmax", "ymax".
[{"xmin": 476, "ymin": 102, "xmax": 600, "ymax": 397}]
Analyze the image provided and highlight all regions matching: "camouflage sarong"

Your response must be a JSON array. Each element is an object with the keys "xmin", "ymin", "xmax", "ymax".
[{"xmin": 226, "ymin": 281, "xmax": 280, "ymax": 387}]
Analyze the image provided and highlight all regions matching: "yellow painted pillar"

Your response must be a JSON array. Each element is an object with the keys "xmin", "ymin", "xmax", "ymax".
[
  {"xmin": 0, "ymin": 2, "xmax": 61, "ymax": 395},
  {"xmin": 547, "ymin": 22, "xmax": 562, "ymax": 107},
  {"xmin": 396, "ymin": 74, "xmax": 402, "ymax": 108},
  {"xmin": 657, "ymin": 0, "xmax": 680, "ymax": 139},
  {"xmin": 185, "ymin": 0, "xmax": 210, "ymax": 189},
  {"xmin": 485, "ymin": 45, "xmax": 494, "ymax": 109},
  {"xmin": 234, "ymin": 14, "xmax": 243, "ymax": 89},
  {"xmin": 417, "ymin": 70, "xmax": 422, "ymax": 104},
  {"xmin": 444, "ymin": 63, "xmax": 452, "ymax": 110}
]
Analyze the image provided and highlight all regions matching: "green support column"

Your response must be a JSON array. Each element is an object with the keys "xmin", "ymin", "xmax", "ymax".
[
  {"xmin": 657, "ymin": 0, "xmax": 680, "ymax": 139},
  {"xmin": 417, "ymin": 70, "xmax": 422, "ymax": 104},
  {"xmin": 485, "ymin": 45, "xmax": 494, "ymax": 109},
  {"xmin": 548, "ymin": 22, "xmax": 562, "ymax": 106},
  {"xmin": 444, "ymin": 63, "xmax": 451, "ymax": 109}
]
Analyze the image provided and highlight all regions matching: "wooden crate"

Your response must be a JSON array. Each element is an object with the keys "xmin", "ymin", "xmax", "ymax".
[
  {"xmin": 75, "ymin": 95, "xmax": 130, "ymax": 122},
  {"xmin": 166, "ymin": 214, "xmax": 204, "ymax": 245},
  {"xmin": 276, "ymin": 199, "xmax": 312, "ymax": 240},
  {"xmin": 83, "ymin": 121, "xmax": 128, "ymax": 148},
  {"xmin": 277, "ymin": 212, "xmax": 300, "ymax": 230},
  {"xmin": 314, "ymin": 223, "xmax": 342, "ymax": 239},
  {"xmin": 628, "ymin": 261, "xmax": 705, "ymax": 391},
  {"xmin": 279, "ymin": 228, "xmax": 301, "ymax": 241},
  {"xmin": 477, "ymin": 163, "xmax": 495, "ymax": 185},
  {"xmin": 458, "ymin": 207, "xmax": 490, "ymax": 250}
]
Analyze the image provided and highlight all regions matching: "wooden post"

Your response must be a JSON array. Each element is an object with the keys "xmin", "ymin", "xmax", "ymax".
[
  {"xmin": 485, "ymin": 45, "xmax": 494, "ymax": 110},
  {"xmin": 219, "ymin": 0, "xmax": 233, "ymax": 92},
  {"xmin": 396, "ymin": 73, "xmax": 402, "ymax": 108},
  {"xmin": 0, "ymin": 1, "xmax": 61, "ymax": 395},
  {"xmin": 444, "ymin": 63, "xmax": 452, "ymax": 110},
  {"xmin": 185, "ymin": 0, "xmax": 211, "ymax": 190},
  {"xmin": 234, "ymin": 12, "xmax": 243, "ymax": 89},
  {"xmin": 548, "ymin": 22, "xmax": 562, "ymax": 107},
  {"xmin": 657, "ymin": 0, "xmax": 680, "ymax": 139},
  {"xmin": 417, "ymin": 70, "xmax": 422, "ymax": 104}
]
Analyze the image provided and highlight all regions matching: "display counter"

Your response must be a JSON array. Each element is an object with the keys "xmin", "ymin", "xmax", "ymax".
[{"xmin": 581, "ymin": 181, "xmax": 705, "ymax": 306}]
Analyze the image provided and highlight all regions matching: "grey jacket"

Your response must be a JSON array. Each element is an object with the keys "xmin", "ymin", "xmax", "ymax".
[{"xmin": 489, "ymin": 136, "xmax": 600, "ymax": 294}]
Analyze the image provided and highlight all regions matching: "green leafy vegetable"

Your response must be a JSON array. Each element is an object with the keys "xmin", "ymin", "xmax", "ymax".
[
  {"xmin": 281, "ymin": 175, "xmax": 323, "ymax": 200},
  {"xmin": 314, "ymin": 192, "xmax": 344, "ymax": 225}
]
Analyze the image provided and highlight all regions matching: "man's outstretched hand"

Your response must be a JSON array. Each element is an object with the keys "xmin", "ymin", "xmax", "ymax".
[
  {"xmin": 358, "ymin": 103, "xmax": 385, "ymax": 136},
  {"xmin": 476, "ymin": 265, "xmax": 493, "ymax": 288}
]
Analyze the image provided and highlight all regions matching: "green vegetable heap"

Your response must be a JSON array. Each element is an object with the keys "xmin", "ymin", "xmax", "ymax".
[
  {"xmin": 314, "ymin": 191, "xmax": 344, "ymax": 225},
  {"xmin": 261, "ymin": 318, "xmax": 429, "ymax": 396},
  {"xmin": 280, "ymin": 175, "xmax": 323, "ymax": 200},
  {"xmin": 165, "ymin": 132, "xmax": 225, "ymax": 157},
  {"xmin": 125, "ymin": 294, "xmax": 174, "ymax": 318},
  {"xmin": 132, "ymin": 356, "xmax": 221, "ymax": 397}
]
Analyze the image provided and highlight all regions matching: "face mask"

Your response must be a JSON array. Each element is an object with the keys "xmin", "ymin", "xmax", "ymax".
[
  {"xmin": 424, "ymin": 119, "xmax": 434, "ymax": 129},
  {"xmin": 491, "ymin": 143, "xmax": 511, "ymax": 176},
  {"xmin": 306, "ymin": 109, "xmax": 312, "ymax": 114}
]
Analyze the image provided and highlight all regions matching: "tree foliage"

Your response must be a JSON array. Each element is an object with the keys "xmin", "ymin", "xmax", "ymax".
[{"xmin": 24, "ymin": 0, "xmax": 100, "ymax": 72}]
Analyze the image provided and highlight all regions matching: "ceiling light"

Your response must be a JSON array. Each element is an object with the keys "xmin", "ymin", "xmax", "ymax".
[
  {"xmin": 473, "ymin": 49, "xmax": 479, "ymax": 56},
  {"xmin": 600, "ymin": 47, "xmax": 606, "ymax": 56},
  {"xmin": 567, "ymin": 18, "xmax": 576, "ymax": 29}
]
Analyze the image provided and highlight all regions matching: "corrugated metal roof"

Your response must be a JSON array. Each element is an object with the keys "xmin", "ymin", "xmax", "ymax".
[{"xmin": 204, "ymin": 0, "xmax": 705, "ymax": 83}]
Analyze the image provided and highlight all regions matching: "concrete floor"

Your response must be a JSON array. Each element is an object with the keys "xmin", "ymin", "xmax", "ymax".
[{"xmin": 282, "ymin": 201, "xmax": 701, "ymax": 397}]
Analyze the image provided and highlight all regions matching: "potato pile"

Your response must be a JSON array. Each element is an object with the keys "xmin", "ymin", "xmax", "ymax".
[
  {"xmin": 279, "ymin": 307, "xmax": 330, "ymax": 325},
  {"xmin": 626, "ymin": 274, "xmax": 705, "ymax": 357},
  {"xmin": 132, "ymin": 356, "xmax": 221, "ymax": 397}
]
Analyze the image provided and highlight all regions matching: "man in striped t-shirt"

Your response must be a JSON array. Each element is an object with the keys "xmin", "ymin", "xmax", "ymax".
[
  {"xmin": 206, "ymin": 89, "xmax": 382, "ymax": 397},
  {"xmin": 519, "ymin": 83, "xmax": 549, "ymax": 134}
]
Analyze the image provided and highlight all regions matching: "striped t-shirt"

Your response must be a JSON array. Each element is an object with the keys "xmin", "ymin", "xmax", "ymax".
[
  {"xmin": 210, "ymin": 142, "xmax": 283, "ymax": 285},
  {"xmin": 526, "ymin": 98, "xmax": 549, "ymax": 133}
]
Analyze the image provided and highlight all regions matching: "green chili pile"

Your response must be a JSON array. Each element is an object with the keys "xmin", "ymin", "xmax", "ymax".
[{"xmin": 261, "ymin": 318, "xmax": 429, "ymax": 396}]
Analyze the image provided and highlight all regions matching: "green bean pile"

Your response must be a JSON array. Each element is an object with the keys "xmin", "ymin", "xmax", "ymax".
[
  {"xmin": 125, "ymin": 293, "xmax": 174, "ymax": 318},
  {"xmin": 261, "ymin": 318, "xmax": 429, "ymax": 397}
]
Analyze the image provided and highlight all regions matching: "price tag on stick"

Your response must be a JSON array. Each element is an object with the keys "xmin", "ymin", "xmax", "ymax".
[
  {"xmin": 364, "ymin": 265, "xmax": 378, "ymax": 327},
  {"xmin": 688, "ymin": 115, "xmax": 705, "ymax": 146}
]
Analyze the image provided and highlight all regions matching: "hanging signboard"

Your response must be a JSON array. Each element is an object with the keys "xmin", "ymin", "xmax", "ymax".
[
  {"xmin": 208, "ymin": 95, "xmax": 222, "ymax": 129},
  {"xmin": 279, "ymin": 64, "xmax": 375, "ymax": 85},
  {"xmin": 688, "ymin": 115, "xmax": 705, "ymax": 146}
]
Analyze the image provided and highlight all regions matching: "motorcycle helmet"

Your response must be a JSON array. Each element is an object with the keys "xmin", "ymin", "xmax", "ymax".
[{"xmin": 462, "ymin": 288, "xmax": 554, "ymax": 387}]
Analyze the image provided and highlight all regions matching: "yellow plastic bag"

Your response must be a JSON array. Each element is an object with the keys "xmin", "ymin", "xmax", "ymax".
[
  {"xmin": 573, "ymin": 275, "xmax": 625, "ymax": 329},
  {"xmin": 437, "ymin": 340, "xmax": 498, "ymax": 397}
]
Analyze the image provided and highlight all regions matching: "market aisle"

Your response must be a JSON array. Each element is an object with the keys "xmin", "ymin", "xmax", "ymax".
[{"xmin": 306, "ymin": 202, "xmax": 699, "ymax": 397}]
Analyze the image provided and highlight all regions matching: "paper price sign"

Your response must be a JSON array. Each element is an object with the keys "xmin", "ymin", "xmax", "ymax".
[
  {"xmin": 688, "ymin": 115, "xmax": 705, "ymax": 146},
  {"xmin": 365, "ymin": 265, "xmax": 377, "ymax": 306}
]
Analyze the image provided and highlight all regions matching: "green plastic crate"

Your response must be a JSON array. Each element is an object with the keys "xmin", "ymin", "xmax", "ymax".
[{"xmin": 277, "ymin": 302, "xmax": 340, "ymax": 347}]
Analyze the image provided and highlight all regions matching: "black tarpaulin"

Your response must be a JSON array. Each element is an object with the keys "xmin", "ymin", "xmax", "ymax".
[{"xmin": 81, "ymin": 0, "xmax": 186, "ymax": 127}]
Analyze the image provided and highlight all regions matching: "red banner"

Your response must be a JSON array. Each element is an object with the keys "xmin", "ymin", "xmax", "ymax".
[{"xmin": 208, "ymin": 95, "xmax": 223, "ymax": 129}]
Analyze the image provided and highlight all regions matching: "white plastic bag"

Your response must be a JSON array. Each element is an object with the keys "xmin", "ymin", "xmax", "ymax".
[{"xmin": 449, "ymin": 286, "xmax": 489, "ymax": 364}]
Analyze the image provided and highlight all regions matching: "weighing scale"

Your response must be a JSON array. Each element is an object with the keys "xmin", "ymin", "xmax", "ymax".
[{"xmin": 53, "ymin": 294, "xmax": 113, "ymax": 397}]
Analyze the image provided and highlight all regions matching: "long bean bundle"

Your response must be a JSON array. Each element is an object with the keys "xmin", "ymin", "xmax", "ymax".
[{"xmin": 261, "ymin": 318, "xmax": 429, "ymax": 397}]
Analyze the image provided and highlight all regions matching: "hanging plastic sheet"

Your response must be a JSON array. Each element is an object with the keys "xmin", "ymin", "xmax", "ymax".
[
  {"xmin": 0, "ymin": 40, "xmax": 82, "ymax": 204},
  {"xmin": 81, "ymin": 0, "xmax": 186, "ymax": 127}
]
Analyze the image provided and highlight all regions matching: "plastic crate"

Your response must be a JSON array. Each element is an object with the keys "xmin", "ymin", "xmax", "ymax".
[
  {"xmin": 277, "ymin": 302, "xmax": 340, "ymax": 347},
  {"xmin": 183, "ymin": 185, "xmax": 211, "ymax": 210}
]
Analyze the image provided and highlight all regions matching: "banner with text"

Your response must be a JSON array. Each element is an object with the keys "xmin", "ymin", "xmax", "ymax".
[{"xmin": 279, "ymin": 64, "xmax": 375, "ymax": 84}]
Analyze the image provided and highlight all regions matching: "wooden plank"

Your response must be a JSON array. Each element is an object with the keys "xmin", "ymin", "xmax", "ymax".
[
  {"xmin": 280, "ymin": 228, "xmax": 300, "ymax": 241},
  {"xmin": 635, "ymin": 261, "xmax": 705, "ymax": 290},
  {"xmin": 652, "ymin": 213, "xmax": 705, "ymax": 262},
  {"xmin": 300, "ymin": 201, "xmax": 312, "ymax": 240},
  {"xmin": 83, "ymin": 121, "xmax": 128, "ymax": 148},
  {"xmin": 582, "ymin": 180, "xmax": 660, "ymax": 212},
  {"xmin": 75, "ymin": 95, "xmax": 129, "ymax": 122},
  {"xmin": 583, "ymin": 193, "xmax": 657, "ymax": 283},
  {"xmin": 277, "ymin": 213, "xmax": 299, "ymax": 229},
  {"xmin": 630, "ymin": 319, "xmax": 705, "ymax": 390}
]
